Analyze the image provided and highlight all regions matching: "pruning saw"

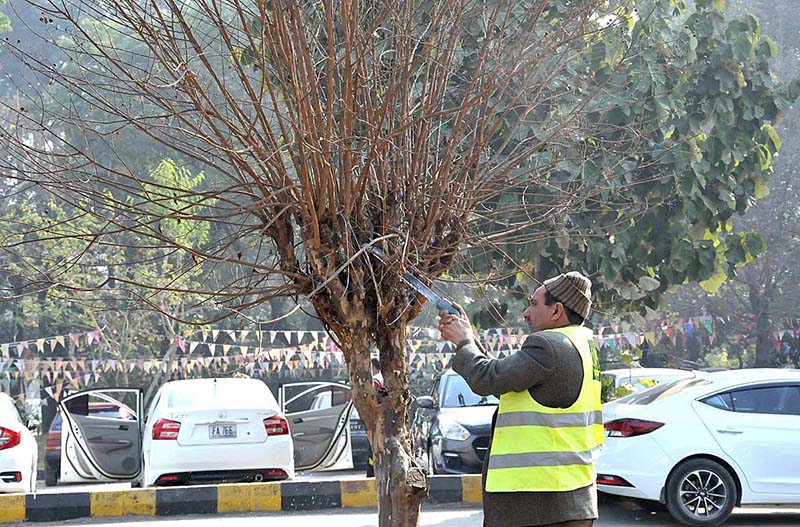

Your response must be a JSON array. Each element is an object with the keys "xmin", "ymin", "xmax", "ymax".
[{"xmin": 365, "ymin": 245, "xmax": 461, "ymax": 316}]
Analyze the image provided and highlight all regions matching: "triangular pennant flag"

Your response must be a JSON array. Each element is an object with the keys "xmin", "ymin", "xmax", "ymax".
[
  {"xmin": 70, "ymin": 333, "xmax": 81, "ymax": 347},
  {"xmin": 212, "ymin": 330, "xmax": 220, "ymax": 341},
  {"xmin": 239, "ymin": 330, "xmax": 250, "ymax": 341}
]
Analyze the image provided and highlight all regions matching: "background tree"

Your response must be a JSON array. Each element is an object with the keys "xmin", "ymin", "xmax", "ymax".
[
  {"xmin": 0, "ymin": 1, "xmax": 796, "ymax": 525},
  {"xmin": 0, "ymin": 159, "xmax": 215, "ymax": 394},
  {"xmin": 662, "ymin": 0, "xmax": 800, "ymax": 368}
]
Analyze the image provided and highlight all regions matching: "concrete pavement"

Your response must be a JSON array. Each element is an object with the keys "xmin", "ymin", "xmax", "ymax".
[{"xmin": 4, "ymin": 500, "xmax": 800, "ymax": 527}]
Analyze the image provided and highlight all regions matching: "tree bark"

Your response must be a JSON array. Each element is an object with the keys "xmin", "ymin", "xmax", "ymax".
[
  {"xmin": 749, "ymin": 278, "xmax": 775, "ymax": 367},
  {"xmin": 374, "ymin": 323, "xmax": 427, "ymax": 527},
  {"xmin": 334, "ymin": 311, "xmax": 428, "ymax": 527}
]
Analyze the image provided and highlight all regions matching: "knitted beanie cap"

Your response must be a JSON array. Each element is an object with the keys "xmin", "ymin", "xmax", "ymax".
[{"xmin": 543, "ymin": 271, "xmax": 592, "ymax": 320}]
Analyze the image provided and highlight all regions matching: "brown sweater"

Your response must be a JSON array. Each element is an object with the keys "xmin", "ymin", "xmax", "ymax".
[{"xmin": 452, "ymin": 329, "xmax": 598, "ymax": 527}]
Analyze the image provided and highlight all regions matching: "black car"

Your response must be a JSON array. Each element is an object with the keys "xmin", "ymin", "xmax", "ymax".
[
  {"xmin": 348, "ymin": 407, "xmax": 372, "ymax": 470},
  {"xmin": 411, "ymin": 369, "xmax": 497, "ymax": 475}
]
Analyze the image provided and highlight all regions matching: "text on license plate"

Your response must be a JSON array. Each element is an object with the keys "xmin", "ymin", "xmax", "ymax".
[{"xmin": 209, "ymin": 424, "xmax": 237, "ymax": 439}]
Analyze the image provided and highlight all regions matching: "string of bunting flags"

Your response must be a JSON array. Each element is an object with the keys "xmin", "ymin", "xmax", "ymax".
[{"xmin": 4, "ymin": 317, "xmax": 800, "ymax": 404}]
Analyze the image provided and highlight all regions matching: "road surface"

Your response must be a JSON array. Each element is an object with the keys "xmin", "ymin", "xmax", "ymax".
[{"xmin": 8, "ymin": 500, "xmax": 800, "ymax": 527}]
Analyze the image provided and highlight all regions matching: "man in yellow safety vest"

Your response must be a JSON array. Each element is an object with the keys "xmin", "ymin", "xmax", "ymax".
[{"xmin": 438, "ymin": 271, "xmax": 603, "ymax": 527}]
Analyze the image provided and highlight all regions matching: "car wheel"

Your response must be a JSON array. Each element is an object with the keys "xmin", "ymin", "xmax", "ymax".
[
  {"xmin": 44, "ymin": 469, "xmax": 58, "ymax": 487},
  {"xmin": 665, "ymin": 459, "xmax": 737, "ymax": 527}
]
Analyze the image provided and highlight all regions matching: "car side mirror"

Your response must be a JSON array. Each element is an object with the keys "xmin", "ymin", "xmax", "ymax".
[{"xmin": 415, "ymin": 396, "xmax": 435, "ymax": 410}]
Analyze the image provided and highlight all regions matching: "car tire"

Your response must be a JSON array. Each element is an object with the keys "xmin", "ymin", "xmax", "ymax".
[
  {"xmin": 665, "ymin": 458, "xmax": 737, "ymax": 527},
  {"xmin": 44, "ymin": 469, "xmax": 58, "ymax": 487}
]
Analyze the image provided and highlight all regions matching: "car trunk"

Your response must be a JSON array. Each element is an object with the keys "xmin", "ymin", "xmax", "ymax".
[{"xmin": 168, "ymin": 407, "xmax": 274, "ymax": 446}]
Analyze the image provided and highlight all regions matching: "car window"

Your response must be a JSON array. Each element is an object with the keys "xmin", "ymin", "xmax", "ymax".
[
  {"xmin": 284, "ymin": 384, "xmax": 350, "ymax": 414},
  {"xmin": 727, "ymin": 386, "xmax": 800, "ymax": 416},
  {"xmin": 145, "ymin": 392, "xmax": 162, "ymax": 424},
  {"xmin": 169, "ymin": 381, "xmax": 275, "ymax": 409},
  {"xmin": 311, "ymin": 391, "xmax": 332, "ymax": 410},
  {"xmin": 64, "ymin": 394, "xmax": 137, "ymax": 420},
  {"xmin": 441, "ymin": 375, "xmax": 498, "ymax": 408},
  {"xmin": 701, "ymin": 393, "xmax": 734, "ymax": 411},
  {"xmin": 624, "ymin": 378, "xmax": 710, "ymax": 405}
]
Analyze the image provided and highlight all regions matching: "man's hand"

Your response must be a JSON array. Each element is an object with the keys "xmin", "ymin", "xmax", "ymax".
[{"xmin": 438, "ymin": 302, "xmax": 474, "ymax": 346}]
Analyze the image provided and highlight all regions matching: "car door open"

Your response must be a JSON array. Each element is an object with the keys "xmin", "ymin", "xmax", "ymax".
[
  {"xmin": 59, "ymin": 389, "xmax": 142, "ymax": 481},
  {"xmin": 279, "ymin": 382, "xmax": 353, "ymax": 472}
]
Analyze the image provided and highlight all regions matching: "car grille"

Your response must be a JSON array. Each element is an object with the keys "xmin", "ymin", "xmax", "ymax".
[{"xmin": 472, "ymin": 435, "xmax": 490, "ymax": 461}]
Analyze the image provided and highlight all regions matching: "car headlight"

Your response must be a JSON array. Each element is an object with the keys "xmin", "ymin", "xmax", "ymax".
[{"xmin": 438, "ymin": 417, "xmax": 470, "ymax": 441}]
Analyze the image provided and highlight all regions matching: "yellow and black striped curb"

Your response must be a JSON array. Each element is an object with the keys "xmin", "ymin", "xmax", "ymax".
[{"xmin": 0, "ymin": 475, "xmax": 483, "ymax": 523}]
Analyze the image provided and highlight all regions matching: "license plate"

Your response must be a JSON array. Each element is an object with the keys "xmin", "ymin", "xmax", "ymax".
[{"xmin": 209, "ymin": 424, "xmax": 236, "ymax": 439}]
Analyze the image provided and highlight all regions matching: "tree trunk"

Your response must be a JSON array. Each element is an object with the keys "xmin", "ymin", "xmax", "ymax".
[
  {"xmin": 374, "ymin": 323, "xmax": 427, "ymax": 527},
  {"xmin": 753, "ymin": 298, "xmax": 773, "ymax": 367},
  {"xmin": 749, "ymin": 282, "xmax": 774, "ymax": 367},
  {"xmin": 341, "ymin": 324, "xmax": 428, "ymax": 527}
]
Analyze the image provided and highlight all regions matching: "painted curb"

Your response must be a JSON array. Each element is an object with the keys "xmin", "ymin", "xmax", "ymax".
[{"xmin": 0, "ymin": 475, "xmax": 483, "ymax": 523}]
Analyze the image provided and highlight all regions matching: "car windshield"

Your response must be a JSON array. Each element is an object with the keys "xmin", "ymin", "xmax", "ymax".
[
  {"xmin": 622, "ymin": 378, "xmax": 711, "ymax": 405},
  {"xmin": 441, "ymin": 375, "xmax": 498, "ymax": 408},
  {"xmin": 168, "ymin": 381, "xmax": 274, "ymax": 408}
]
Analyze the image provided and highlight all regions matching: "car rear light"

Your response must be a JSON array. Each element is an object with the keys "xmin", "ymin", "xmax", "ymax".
[
  {"xmin": 266, "ymin": 469, "xmax": 287, "ymax": 478},
  {"xmin": 596, "ymin": 474, "xmax": 634, "ymax": 487},
  {"xmin": 0, "ymin": 427, "xmax": 21, "ymax": 450},
  {"xmin": 0, "ymin": 472, "xmax": 22, "ymax": 483},
  {"xmin": 604, "ymin": 418, "xmax": 664, "ymax": 437},
  {"xmin": 263, "ymin": 416, "xmax": 289, "ymax": 436},
  {"xmin": 45, "ymin": 431, "xmax": 61, "ymax": 452},
  {"xmin": 152, "ymin": 419, "xmax": 181, "ymax": 440},
  {"xmin": 156, "ymin": 474, "xmax": 180, "ymax": 483}
]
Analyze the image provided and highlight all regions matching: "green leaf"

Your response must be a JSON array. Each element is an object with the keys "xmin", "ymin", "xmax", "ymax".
[
  {"xmin": 699, "ymin": 263, "xmax": 726, "ymax": 293},
  {"xmin": 638, "ymin": 276, "xmax": 661, "ymax": 292},
  {"xmin": 732, "ymin": 34, "xmax": 753, "ymax": 61},
  {"xmin": 758, "ymin": 36, "xmax": 778, "ymax": 58},
  {"xmin": 762, "ymin": 123, "xmax": 781, "ymax": 151},
  {"xmin": 743, "ymin": 232, "xmax": 766, "ymax": 255},
  {"xmin": 753, "ymin": 179, "xmax": 770, "ymax": 199}
]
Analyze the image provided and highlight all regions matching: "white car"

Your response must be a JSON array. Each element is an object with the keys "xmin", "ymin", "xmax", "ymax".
[
  {"xmin": 0, "ymin": 392, "xmax": 38, "ymax": 493},
  {"xmin": 56, "ymin": 379, "xmax": 353, "ymax": 487},
  {"xmin": 597, "ymin": 368, "xmax": 800, "ymax": 526},
  {"xmin": 141, "ymin": 378, "xmax": 296, "ymax": 486}
]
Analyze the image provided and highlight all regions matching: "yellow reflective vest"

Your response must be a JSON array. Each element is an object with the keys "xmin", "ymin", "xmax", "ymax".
[{"xmin": 485, "ymin": 325, "xmax": 604, "ymax": 493}]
